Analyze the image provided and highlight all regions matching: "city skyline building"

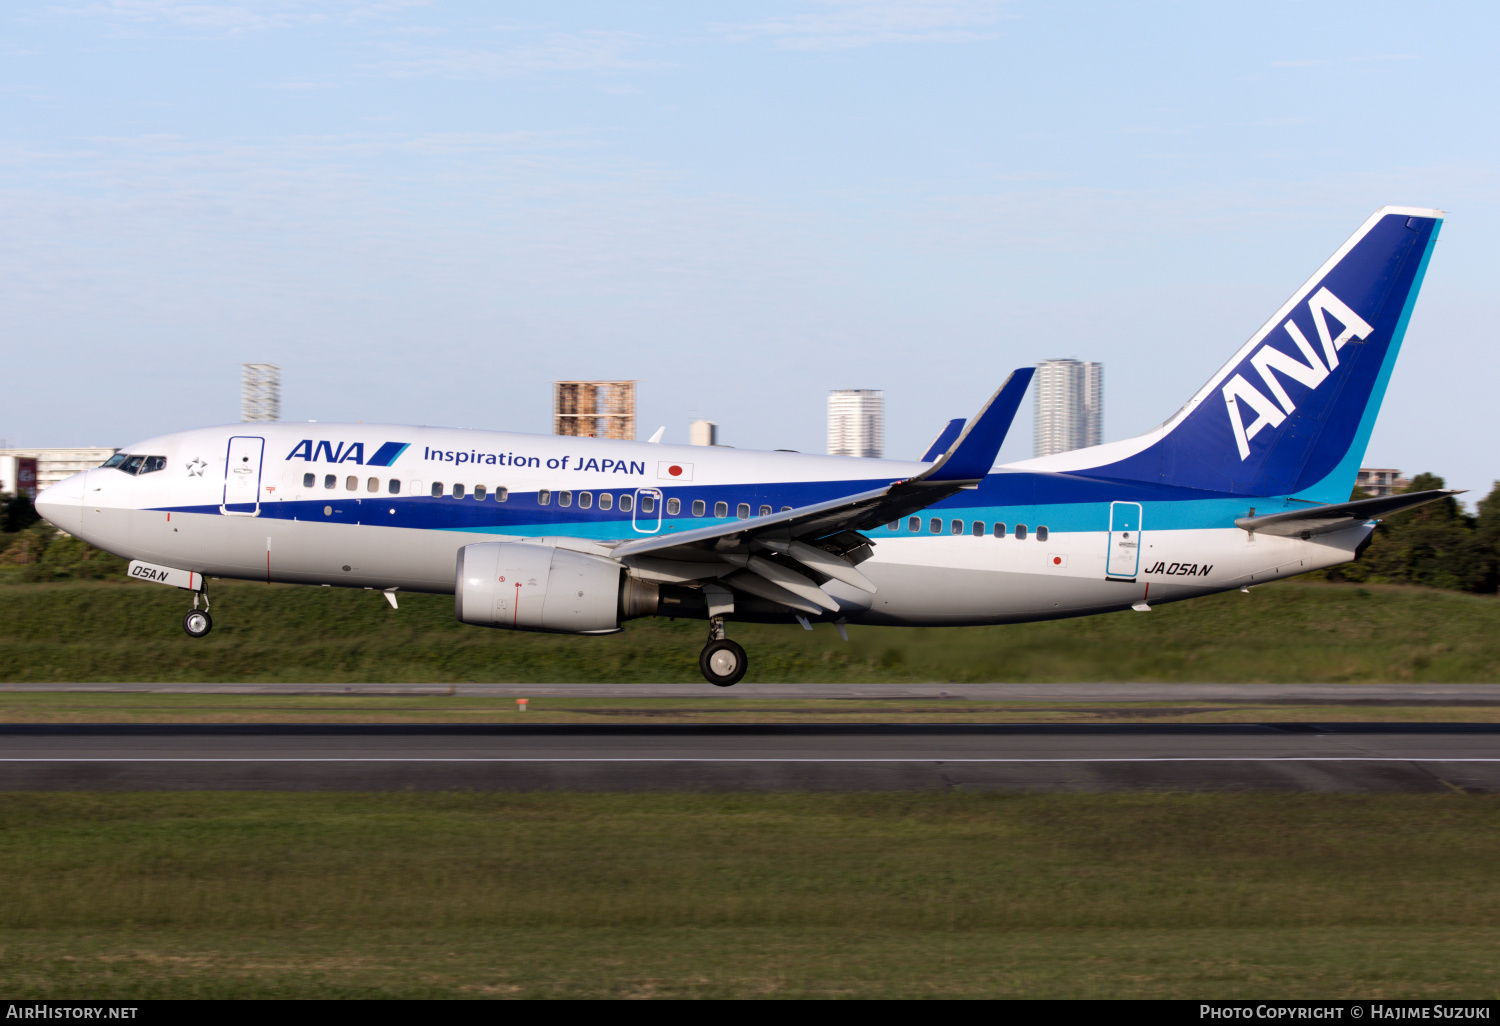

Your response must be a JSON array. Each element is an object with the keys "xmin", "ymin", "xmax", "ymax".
[
  {"xmin": 0, "ymin": 447, "xmax": 118, "ymax": 493},
  {"xmin": 827, "ymin": 389, "xmax": 884, "ymax": 459},
  {"xmin": 689, "ymin": 419, "xmax": 718, "ymax": 446},
  {"xmin": 553, "ymin": 381, "xmax": 636, "ymax": 440},
  {"xmin": 1033, "ymin": 359, "xmax": 1103, "ymax": 458},
  {"xmin": 240, "ymin": 363, "xmax": 281, "ymax": 422},
  {"xmin": 1356, "ymin": 468, "xmax": 1412, "ymax": 498}
]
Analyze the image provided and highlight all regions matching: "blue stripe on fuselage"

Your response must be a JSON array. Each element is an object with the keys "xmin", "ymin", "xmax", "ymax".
[{"xmin": 147, "ymin": 470, "xmax": 1296, "ymax": 539}]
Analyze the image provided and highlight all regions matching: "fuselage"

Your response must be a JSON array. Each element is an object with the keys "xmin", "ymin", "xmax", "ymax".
[{"xmin": 36, "ymin": 421, "xmax": 1366, "ymax": 627}]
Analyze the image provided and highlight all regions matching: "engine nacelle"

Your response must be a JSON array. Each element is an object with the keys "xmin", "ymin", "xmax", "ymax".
[{"xmin": 455, "ymin": 541, "xmax": 628, "ymax": 634}]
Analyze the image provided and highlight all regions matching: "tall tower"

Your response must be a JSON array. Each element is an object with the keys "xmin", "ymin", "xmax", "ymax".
[
  {"xmin": 827, "ymin": 389, "xmax": 884, "ymax": 458},
  {"xmin": 554, "ymin": 381, "xmax": 636, "ymax": 440},
  {"xmin": 1033, "ymin": 359, "xmax": 1103, "ymax": 458},
  {"xmin": 240, "ymin": 363, "xmax": 281, "ymax": 422}
]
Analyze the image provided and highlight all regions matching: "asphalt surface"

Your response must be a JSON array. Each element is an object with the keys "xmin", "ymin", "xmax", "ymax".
[
  {"xmin": 3, "ymin": 723, "xmax": 1498, "ymax": 792},
  {"xmin": 9, "ymin": 683, "xmax": 1500, "ymax": 702}
]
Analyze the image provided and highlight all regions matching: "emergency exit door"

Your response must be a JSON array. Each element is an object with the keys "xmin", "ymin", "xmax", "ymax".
[
  {"xmin": 1106, "ymin": 501, "xmax": 1143, "ymax": 579},
  {"xmin": 222, "ymin": 436, "xmax": 265, "ymax": 516}
]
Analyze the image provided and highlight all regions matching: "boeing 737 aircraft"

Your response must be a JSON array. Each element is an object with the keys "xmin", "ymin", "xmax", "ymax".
[{"xmin": 36, "ymin": 206, "xmax": 1454, "ymax": 686}]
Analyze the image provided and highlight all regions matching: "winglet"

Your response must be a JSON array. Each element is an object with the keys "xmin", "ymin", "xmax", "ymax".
[
  {"xmin": 920, "ymin": 419, "xmax": 965, "ymax": 462},
  {"xmin": 916, "ymin": 369, "xmax": 1034, "ymax": 485}
]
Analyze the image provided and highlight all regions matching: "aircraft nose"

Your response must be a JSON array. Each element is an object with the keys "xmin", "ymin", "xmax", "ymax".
[{"xmin": 34, "ymin": 472, "xmax": 85, "ymax": 533}]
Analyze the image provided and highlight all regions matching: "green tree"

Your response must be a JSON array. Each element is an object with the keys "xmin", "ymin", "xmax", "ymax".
[
  {"xmin": 0, "ymin": 491, "xmax": 40, "ymax": 534},
  {"xmin": 1351, "ymin": 474, "xmax": 1495, "ymax": 592}
]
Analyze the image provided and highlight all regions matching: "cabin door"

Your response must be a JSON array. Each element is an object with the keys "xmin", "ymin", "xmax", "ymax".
[
  {"xmin": 222, "ymin": 436, "xmax": 265, "ymax": 516},
  {"xmin": 1106, "ymin": 501, "xmax": 1143, "ymax": 580}
]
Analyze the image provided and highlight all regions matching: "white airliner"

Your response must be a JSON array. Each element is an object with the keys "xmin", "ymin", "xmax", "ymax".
[{"xmin": 36, "ymin": 207, "xmax": 1454, "ymax": 686}]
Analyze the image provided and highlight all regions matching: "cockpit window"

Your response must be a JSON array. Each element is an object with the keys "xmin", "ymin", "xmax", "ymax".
[{"xmin": 106, "ymin": 453, "xmax": 166, "ymax": 475}]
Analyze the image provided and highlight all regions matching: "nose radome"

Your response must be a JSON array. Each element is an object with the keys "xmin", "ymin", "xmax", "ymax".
[{"xmin": 34, "ymin": 472, "xmax": 85, "ymax": 533}]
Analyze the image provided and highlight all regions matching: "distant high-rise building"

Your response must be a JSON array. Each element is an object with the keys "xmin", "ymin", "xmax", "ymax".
[
  {"xmin": 827, "ymin": 389, "xmax": 884, "ymax": 459},
  {"xmin": 554, "ymin": 381, "xmax": 636, "ymax": 440},
  {"xmin": 1034, "ymin": 359, "xmax": 1102, "ymax": 458},
  {"xmin": 1356, "ymin": 468, "xmax": 1411, "ymax": 498},
  {"xmin": 240, "ymin": 364, "xmax": 281, "ymax": 422},
  {"xmin": 689, "ymin": 420, "xmax": 718, "ymax": 446}
]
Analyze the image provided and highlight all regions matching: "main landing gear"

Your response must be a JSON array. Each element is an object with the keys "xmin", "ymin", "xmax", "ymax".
[
  {"xmin": 182, "ymin": 588, "xmax": 213, "ymax": 638},
  {"xmin": 699, "ymin": 616, "xmax": 747, "ymax": 687}
]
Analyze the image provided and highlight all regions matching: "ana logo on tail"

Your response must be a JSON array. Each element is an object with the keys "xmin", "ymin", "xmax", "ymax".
[{"xmin": 1221, "ymin": 287, "xmax": 1374, "ymax": 460}]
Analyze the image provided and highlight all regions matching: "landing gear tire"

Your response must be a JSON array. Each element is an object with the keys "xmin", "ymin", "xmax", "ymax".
[
  {"xmin": 700, "ymin": 639, "xmax": 748, "ymax": 687},
  {"xmin": 182, "ymin": 610, "xmax": 213, "ymax": 638}
]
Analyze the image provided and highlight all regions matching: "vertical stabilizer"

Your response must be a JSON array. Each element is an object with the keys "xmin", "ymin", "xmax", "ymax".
[{"xmin": 1017, "ymin": 207, "xmax": 1443, "ymax": 503}]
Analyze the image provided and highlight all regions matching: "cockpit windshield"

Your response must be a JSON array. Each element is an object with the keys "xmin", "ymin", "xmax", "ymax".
[{"xmin": 105, "ymin": 454, "xmax": 167, "ymax": 476}]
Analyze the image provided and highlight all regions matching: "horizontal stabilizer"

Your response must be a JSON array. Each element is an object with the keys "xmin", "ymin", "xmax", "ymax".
[
  {"xmin": 1235, "ymin": 489, "xmax": 1462, "ymax": 537},
  {"xmin": 920, "ymin": 419, "xmax": 965, "ymax": 462},
  {"xmin": 918, "ymin": 369, "xmax": 1033, "ymax": 485}
]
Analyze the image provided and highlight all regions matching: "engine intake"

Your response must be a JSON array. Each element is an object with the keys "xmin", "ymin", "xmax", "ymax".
[{"xmin": 456, "ymin": 541, "xmax": 633, "ymax": 634}]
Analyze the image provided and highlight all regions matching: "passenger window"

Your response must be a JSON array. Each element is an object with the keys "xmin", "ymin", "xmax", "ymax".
[
  {"xmin": 737, "ymin": 503, "xmax": 750, "ymax": 520},
  {"xmin": 453, "ymin": 483, "xmax": 466, "ymax": 498},
  {"xmin": 909, "ymin": 517, "xmax": 920, "ymax": 532},
  {"xmin": 759, "ymin": 505, "xmax": 772, "ymax": 517},
  {"xmin": 367, "ymin": 477, "xmax": 379, "ymax": 493},
  {"xmin": 303, "ymin": 473, "xmax": 315, "ymax": 488},
  {"xmin": 346, "ymin": 476, "xmax": 358, "ymax": 491},
  {"xmin": 666, "ymin": 497, "xmax": 680, "ymax": 515},
  {"xmin": 929, "ymin": 518, "xmax": 941, "ymax": 534},
  {"xmin": 888, "ymin": 521, "xmax": 899, "ymax": 530},
  {"xmin": 693, "ymin": 500, "xmax": 706, "ymax": 517},
  {"xmin": 1037, "ymin": 526, "xmax": 1049, "ymax": 541},
  {"xmin": 641, "ymin": 494, "xmax": 654, "ymax": 513},
  {"xmin": 388, "ymin": 479, "xmax": 401, "ymax": 495},
  {"xmin": 781, "ymin": 506, "xmax": 792, "ymax": 512},
  {"xmin": 578, "ymin": 492, "xmax": 592, "ymax": 509},
  {"xmin": 951, "ymin": 520, "xmax": 962, "ymax": 535},
  {"xmin": 620, "ymin": 494, "xmax": 633, "ymax": 512},
  {"xmin": 1016, "ymin": 524, "xmax": 1028, "ymax": 540},
  {"xmin": 474, "ymin": 484, "xmax": 487, "ymax": 500},
  {"xmin": 972, "ymin": 521, "xmax": 983, "ymax": 536},
  {"xmin": 538, "ymin": 489, "xmax": 550, "ymax": 506},
  {"xmin": 141, "ymin": 456, "xmax": 167, "ymax": 474},
  {"xmin": 715, "ymin": 501, "xmax": 728, "ymax": 518},
  {"xmin": 495, "ymin": 487, "xmax": 507, "ymax": 503},
  {"xmin": 559, "ymin": 491, "xmax": 572, "ymax": 508},
  {"xmin": 994, "ymin": 523, "xmax": 1005, "ymax": 537},
  {"xmin": 325, "ymin": 474, "xmax": 338, "ymax": 490},
  {"xmin": 599, "ymin": 493, "xmax": 612, "ymax": 510},
  {"xmin": 431, "ymin": 482, "xmax": 443, "ymax": 497}
]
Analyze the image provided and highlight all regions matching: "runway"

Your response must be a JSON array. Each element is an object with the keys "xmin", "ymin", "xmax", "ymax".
[
  {"xmin": 9, "ymin": 683, "xmax": 1500, "ymax": 702},
  {"xmin": 3, "ymin": 723, "xmax": 1499, "ymax": 793}
]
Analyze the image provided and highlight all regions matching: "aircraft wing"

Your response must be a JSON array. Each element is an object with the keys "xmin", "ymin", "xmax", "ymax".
[
  {"xmin": 1233, "ymin": 488, "xmax": 1463, "ymax": 538},
  {"xmin": 609, "ymin": 369, "xmax": 1033, "ymax": 613}
]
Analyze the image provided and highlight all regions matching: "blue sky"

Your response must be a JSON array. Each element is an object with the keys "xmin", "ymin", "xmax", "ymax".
[{"xmin": 2, "ymin": 1, "xmax": 1496, "ymax": 496}]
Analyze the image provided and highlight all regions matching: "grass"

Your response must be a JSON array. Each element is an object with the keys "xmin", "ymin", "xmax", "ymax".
[
  {"xmin": 3, "ymin": 578, "xmax": 1500, "ymax": 684},
  {"xmin": 1, "ymin": 792, "xmax": 1498, "ymax": 998},
  {"xmin": 3, "ymin": 692, "xmax": 1500, "ymax": 723}
]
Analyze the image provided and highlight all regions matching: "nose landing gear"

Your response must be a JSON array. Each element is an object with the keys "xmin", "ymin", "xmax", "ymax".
[
  {"xmin": 699, "ymin": 616, "xmax": 747, "ymax": 687},
  {"xmin": 182, "ymin": 587, "xmax": 212, "ymax": 638}
]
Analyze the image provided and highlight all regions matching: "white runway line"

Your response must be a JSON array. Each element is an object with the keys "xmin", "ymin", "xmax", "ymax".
[{"xmin": 4, "ymin": 757, "xmax": 1500, "ymax": 764}]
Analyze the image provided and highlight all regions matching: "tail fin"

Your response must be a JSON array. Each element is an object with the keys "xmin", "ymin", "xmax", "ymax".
[{"xmin": 1021, "ymin": 207, "xmax": 1443, "ymax": 503}]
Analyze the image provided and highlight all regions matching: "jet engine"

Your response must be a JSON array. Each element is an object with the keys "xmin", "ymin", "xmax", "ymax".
[{"xmin": 455, "ymin": 541, "xmax": 654, "ymax": 634}]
